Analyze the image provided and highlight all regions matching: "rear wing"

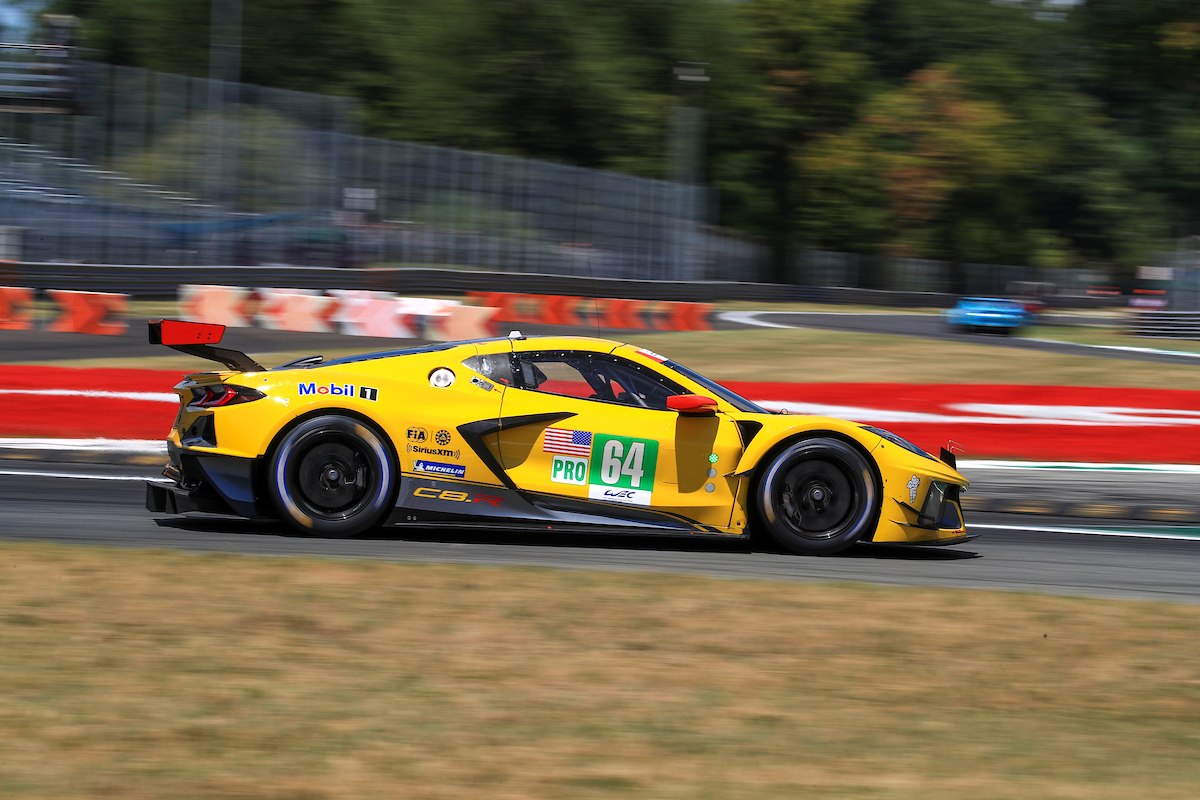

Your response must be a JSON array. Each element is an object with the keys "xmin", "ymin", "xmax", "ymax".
[{"xmin": 149, "ymin": 319, "xmax": 264, "ymax": 372}]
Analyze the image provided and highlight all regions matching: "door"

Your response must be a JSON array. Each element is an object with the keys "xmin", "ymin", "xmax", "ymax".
[{"xmin": 495, "ymin": 349, "xmax": 744, "ymax": 531}]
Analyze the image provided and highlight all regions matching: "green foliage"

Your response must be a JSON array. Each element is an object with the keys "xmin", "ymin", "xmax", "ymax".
[
  {"xmin": 30, "ymin": 0, "xmax": 1200, "ymax": 278},
  {"xmin": 111, "ymin": 108, "xmax": 322, "ymax": 212}
]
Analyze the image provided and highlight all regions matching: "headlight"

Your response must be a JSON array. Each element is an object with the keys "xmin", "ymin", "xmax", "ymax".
[{"xmin": 861, "ymin": 426, "xmax": 937, "ymax": 462}]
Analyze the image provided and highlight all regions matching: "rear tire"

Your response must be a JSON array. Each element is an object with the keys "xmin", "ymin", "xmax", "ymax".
[
  {"xmin": 754, "ymin": 437, "xmax": 879, "ymax": 555},
  {"xmin": 268, "ymin": 415, "xmax": 397, "ymax": 537}
]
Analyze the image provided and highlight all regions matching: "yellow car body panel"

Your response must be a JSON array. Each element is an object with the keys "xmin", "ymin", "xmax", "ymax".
[{"xmin": 150, "ymin": 329, "xmax": 971, "ymax": 551}]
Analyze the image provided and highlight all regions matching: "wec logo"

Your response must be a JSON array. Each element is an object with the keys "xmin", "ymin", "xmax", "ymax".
[{"xmin": 299, "ymin": 383, "xmax": 378, "ymax": 401}]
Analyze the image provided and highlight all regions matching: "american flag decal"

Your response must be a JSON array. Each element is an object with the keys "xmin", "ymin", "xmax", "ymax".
[{"xmin": 543, "ymin": 427, "xmax": 592, "ymax": 458}]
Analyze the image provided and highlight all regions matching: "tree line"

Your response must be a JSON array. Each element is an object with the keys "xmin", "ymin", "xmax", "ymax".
[{"xmin": 43, "ymin": 0, "xmax": 1200, "ymax": 282}]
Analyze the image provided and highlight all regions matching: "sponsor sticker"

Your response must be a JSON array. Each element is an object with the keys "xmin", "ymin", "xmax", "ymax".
[
  {"xmin": 435, "ymin": 429, "xmax": 452, "ymax": 446},
  {"xmin": 407, "ymin": 427, "xmax": 427, "ymax": 443},
  {"xmin": 637, "ymin": 348, "xmax": 667, "ymax": 363},
  {"xmin": 414, "ymin": 460, "xmax": 466, "ymax": 478},
  {"xmin": 408, "ymin": 443, "xmax": 461, "ymax": 459},
  {"xmin": 586, "ymin": 433, "xmax": 658, "ymax": 507},
  {"xmin": 299, "ymin": 382, "xmax": 375, "ymax": 399},
  {"xmin": 907, "ymin": 475, "xmax": 921, "ymax": 503},
  {"xmin": 412, "ymin": 487, "xmax": 502, "ymax": 506},
  {"xmin": 550, "ymin": 455, "xmax": 589, "ymax": 486}
]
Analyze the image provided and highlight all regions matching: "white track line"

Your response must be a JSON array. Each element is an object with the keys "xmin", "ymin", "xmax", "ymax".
[
  {"xmin": 0, "ymin": 389, "xmax": 177, "ymax": 402},
  {"xmin": 1026, "ymin": 338, "xmax": 1200, "ymax": 360},
  {"xmin": 958, "ymin": 460, "xmax": 1200, "ymax": 473},
  {"xmin": 972, "ymin": 523, "xmax": 1200, "ymax": 541},
  {"xmin": 0, "ymin": 468, "xmax": 167, "ymax": 482},
  {"xmin": 0, "ymin": 438, "xmax": 166, "ymax": 453}
]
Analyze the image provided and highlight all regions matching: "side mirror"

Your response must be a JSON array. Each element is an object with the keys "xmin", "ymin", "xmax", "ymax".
[{"xmin": 667, "ymin": 394, "xmax": 719, "ymax": 414}]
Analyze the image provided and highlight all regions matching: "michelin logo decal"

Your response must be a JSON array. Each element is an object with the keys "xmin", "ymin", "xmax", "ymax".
[
  {"xmin": 299, "ymin": 382, "xmax": 378, "ymax": 401},
  {"xmin": 414, "ymin": 460, "xmax": 466, "ymax": 478}
]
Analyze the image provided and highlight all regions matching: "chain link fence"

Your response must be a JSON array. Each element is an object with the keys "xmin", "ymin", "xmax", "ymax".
[{"xmin": 0, "ymin": 61, "xmax": 763, "ymax": 282}]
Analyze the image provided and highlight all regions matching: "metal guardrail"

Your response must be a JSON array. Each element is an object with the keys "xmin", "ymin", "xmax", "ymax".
[{"xmin": 1128, "ymin": 311, "xmax": 1200, "ymax": 339}]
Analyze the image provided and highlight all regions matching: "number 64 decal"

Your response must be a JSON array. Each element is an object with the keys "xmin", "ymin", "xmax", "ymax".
[
  {"xmin": 588, "ymin": 434, "xmax": 658, "ymax": 500},
  {"xmin": 599, "ymin": 438, "xmax": 646, "ymax": 487}
]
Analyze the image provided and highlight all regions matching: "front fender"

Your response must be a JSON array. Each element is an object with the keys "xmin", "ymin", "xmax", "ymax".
[{"xmin": 731, "ymin": 416, "xmax": 885, "ymax": 478}]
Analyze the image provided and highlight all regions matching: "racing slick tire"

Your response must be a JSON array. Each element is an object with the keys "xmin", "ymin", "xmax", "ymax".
[
  {"xmin": 754, "ymin": 437, "xmax": 880, "ymax": 556},
  {"xmin": 268, "ymin": 414, "xmax": 398, "ymax": 537}
]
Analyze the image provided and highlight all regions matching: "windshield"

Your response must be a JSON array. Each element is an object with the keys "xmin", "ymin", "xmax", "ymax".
[{"xmin": 661, "ymin": 360, "xmax": 769, "ymax": 414}]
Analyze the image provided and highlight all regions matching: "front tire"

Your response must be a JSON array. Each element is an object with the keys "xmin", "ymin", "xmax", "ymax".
[
  {"xmin": 755, "ymin": 437, "xmax": 879, "ymax": 555},
  {"xmin": 268, "ymin": 415, "xmax": 397, "ymax": 537}
]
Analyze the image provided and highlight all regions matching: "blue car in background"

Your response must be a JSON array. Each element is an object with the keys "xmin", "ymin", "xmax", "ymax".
[{"xmin": 944, "ymin": 297, "xmax": 1034, "ymax": 335}]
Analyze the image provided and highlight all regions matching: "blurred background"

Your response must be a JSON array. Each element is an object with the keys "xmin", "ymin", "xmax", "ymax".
[{"xmin": 1, "ymin": 0, "xmax": 1198, "ymax": 301}]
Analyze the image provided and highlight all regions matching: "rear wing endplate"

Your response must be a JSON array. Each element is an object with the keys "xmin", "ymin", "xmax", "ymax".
[{"xmin": 149, "ymin": 319, "xmax": 264, "ymax": 372}]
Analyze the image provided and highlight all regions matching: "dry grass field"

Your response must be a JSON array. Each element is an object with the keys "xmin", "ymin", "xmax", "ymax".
[{"xmin": 3, "ymin": 543, "xmax": 1200, "ymax": 799}]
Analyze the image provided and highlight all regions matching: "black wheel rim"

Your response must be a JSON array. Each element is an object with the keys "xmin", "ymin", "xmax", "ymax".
[
  {"xmin": 289, "ymin": 433, "xmax": 377, "ymax": 520},
  {"xmin": 775, "ymin": 457, "xmax": 858, "ymax": 540}
]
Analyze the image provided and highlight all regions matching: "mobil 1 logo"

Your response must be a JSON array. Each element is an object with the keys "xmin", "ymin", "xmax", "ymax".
[
  {"xmin": 587, "ymin": 434, "xmax": 658, "ymax": 507},
  {"xmin": 299, "ymin": 382, "xmax": 378, "ymax": 401}
]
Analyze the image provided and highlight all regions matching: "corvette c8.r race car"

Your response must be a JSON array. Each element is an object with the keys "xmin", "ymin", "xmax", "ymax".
[{"xmin": 146, "ymin": 320, "xmax": 972, "ymax": 556}]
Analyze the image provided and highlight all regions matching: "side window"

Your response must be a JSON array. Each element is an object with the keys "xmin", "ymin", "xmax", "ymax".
[
  {"xmin": 596, "ymin": 359, "xmax": 683, "ymax": 410},
  {"xmin": 520, "ymin": 359, "xmax": 594, "ymax": 398},
  {"xmin": 513, "ymin": 352, "xmax": 684, "ymax": 409}
]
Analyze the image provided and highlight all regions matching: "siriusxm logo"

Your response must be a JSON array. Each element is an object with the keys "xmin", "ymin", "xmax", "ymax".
[
  {"xmin": 414, "ymin": 460, "xmax": 466, "ymax": 478},
  {"xmin": 299, "ymin": 383, "xmax": 378, "ymax": 401}
]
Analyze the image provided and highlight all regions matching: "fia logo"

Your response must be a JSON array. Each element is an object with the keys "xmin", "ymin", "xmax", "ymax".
[{"xmin": 407, "ymin": 427, "xmax": 428, "ymax": 443}]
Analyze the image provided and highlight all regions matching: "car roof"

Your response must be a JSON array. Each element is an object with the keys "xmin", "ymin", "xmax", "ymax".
[{"xmin": 311, "ymin": 334, "xmax": 626, "ymax": 369}]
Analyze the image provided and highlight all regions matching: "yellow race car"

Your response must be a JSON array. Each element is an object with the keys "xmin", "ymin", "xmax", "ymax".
[{"xmin": 146, "ymin": 319, "xmax": 972, "ymax": 555}]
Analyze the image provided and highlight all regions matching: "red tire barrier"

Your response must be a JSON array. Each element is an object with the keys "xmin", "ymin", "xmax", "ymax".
[
  {"xmin": 0, "ymin": 286, "xmax": 33, "ymax": 331},
  {"xmin": 330, "ymin": 290, "xmax": 416, "ymax": 338},
  {"xmin": 256, "ymin": 289, "xmax": 339, "ymax": 333},
  {"xmin": 425, "ymin": 305, "xmax": 499, "ymax": 341},
  {"xmin": 47, "ymin": 290, "xmax": 128, "ymax": 335},
  {"xmin": 179, "ymin": 284, "xmax": 255, "ymax": 328},
  {"xmin": 599, "ymin": 297, "xmax": 648, "ymax": 330},
  {"xmin": 469, "ymin": 291, "xmax": 713, "ymax": 331}
]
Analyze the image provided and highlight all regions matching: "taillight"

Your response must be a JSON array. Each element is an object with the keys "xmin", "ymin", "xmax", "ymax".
[{"xmin": 188, "ymin": 384, "xmax": 265, "ymax": 409}]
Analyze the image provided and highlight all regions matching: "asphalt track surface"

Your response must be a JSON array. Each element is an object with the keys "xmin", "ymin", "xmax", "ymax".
[
  {"xmin": 2, "ymin": 461, "xmax": 1198, "ymax": 605},
  {"xmin": 5, "ymin": 316, "xmax": 1200, "ymax": 604}
]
